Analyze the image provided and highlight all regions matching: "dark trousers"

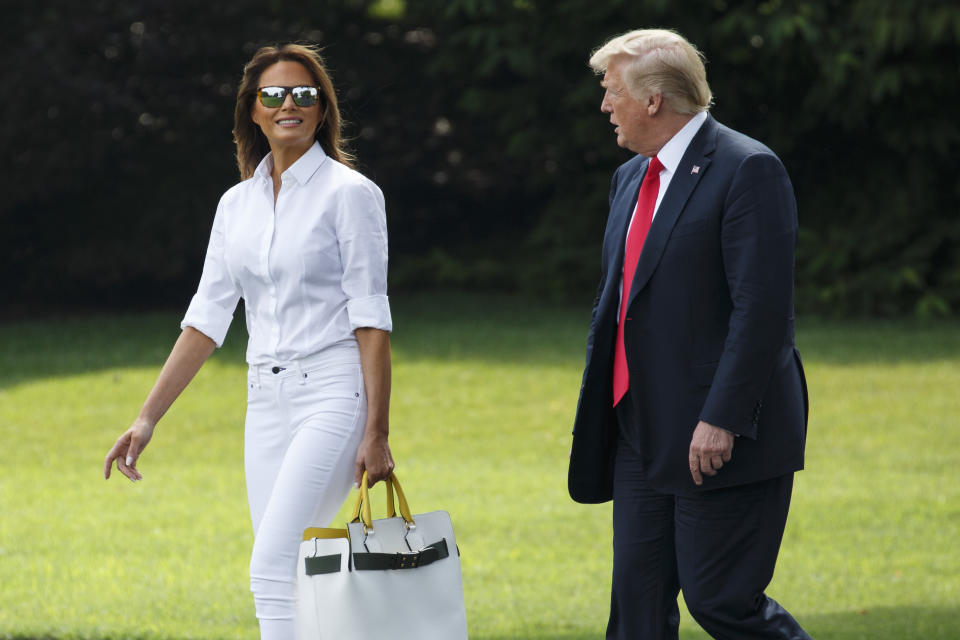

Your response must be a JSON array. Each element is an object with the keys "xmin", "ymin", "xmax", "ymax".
[{"xmin": 608, "ymin": 400, "xmax": 811, "ymax": 639}]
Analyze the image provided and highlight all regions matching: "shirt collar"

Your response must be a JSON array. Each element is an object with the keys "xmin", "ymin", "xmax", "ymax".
[
  {"xmin": 252, "ymin": 140, "xmax": 328, "ymax": 185},
  {"xmin": 285, "ymin": 141, "xmax": 327, "ymax": 185},
  {"xmin": 656, "ymin": 111, "xmax": 708, "ymax": 175},
  {"xmin": 253, "ymin": 153, "xmax": 274, "ymax": 181}
]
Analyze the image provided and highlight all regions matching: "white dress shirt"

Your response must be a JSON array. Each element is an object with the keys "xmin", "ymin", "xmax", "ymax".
[
  {"xmin": 181, "ymin": 141, "xmax": 392, "ymax": 365},
  {"xmin": 619, "ymin": 110, "xmax": 708, "ymax": 308},
  {"xmin": 632, "ymin": 110, "xmax": 707, "ymax": 227}
]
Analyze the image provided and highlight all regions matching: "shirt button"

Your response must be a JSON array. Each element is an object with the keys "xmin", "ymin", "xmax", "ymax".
[{"xmin": 271, "ymin": 366, "xmax": 281, "ymax": 374}]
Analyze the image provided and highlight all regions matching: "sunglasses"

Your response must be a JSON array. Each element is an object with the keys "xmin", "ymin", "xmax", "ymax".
[{"xmin": 256, "ymin": 85, "xmax": 320, "ymax": 108}]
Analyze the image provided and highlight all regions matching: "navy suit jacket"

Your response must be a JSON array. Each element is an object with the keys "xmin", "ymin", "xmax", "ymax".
[{"xmin": 568, "ymin": 115, "xmax": 808, "ymax": 502}]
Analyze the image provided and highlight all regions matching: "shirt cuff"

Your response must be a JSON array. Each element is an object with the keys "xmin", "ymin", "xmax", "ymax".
[
  {"xmin": 346, "ymin": 295, "xmax": 392, "ymax": 332},
  {"xmin": 180, "ymin": 294, "xmax": 235, "ymax": 347}
]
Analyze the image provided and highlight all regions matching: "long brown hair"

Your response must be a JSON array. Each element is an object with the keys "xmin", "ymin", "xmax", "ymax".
[{"xmin": 233, "ymin": 44, "xmax": 354, "ymax": 179}]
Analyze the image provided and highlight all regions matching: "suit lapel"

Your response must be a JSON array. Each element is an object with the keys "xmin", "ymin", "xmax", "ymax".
[
  {"xmin": 627, "ymin": 116, "xmax": 719, "ymax": 310},
  {"xmin": 604, "ymin": 162, "xmax": 648, "ymax": 290}
]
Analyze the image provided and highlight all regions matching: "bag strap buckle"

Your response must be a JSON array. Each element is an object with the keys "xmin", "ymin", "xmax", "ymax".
[{"xmin": 394, "ymin": 551, "xmax": 422, "ymax": 569}]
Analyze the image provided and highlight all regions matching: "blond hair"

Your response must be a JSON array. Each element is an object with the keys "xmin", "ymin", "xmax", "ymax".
[
  {"xmin": 589, "ymin": 29, "xmax": 713, "ymax": 115},
  {"xmin": 233, "ymin": 43, "xmax": 354, "ymax": 180}
]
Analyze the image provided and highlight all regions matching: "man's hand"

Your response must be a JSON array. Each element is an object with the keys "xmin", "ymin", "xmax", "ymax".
[{"xmin": 688, "ymin": 420, "xmax": 734, "ymax": 486}]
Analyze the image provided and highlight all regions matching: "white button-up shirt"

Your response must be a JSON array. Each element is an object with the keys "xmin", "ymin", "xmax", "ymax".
[
  {"xmin": 181, "ymin": 142, "xmax": 392, "ymax": 365},
  {"xmin": 619, "ymin": 111, "xmax": 708, "ymax": 310}
]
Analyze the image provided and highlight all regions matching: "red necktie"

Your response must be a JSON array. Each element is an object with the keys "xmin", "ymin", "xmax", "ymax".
[{"xmin": 613, "ymin": 156, "xmax": 663, "ymax": 406}]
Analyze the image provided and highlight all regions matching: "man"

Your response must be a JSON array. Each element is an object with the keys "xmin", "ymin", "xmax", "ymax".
[{"xmin": 568, "ymin": 29, "xmax": 812, "ymax": 639}]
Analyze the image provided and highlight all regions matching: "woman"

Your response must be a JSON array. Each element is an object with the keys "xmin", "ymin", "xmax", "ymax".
[{"xmin": 103, "ymin": 44, "xmax": 394, "ymax": 638}]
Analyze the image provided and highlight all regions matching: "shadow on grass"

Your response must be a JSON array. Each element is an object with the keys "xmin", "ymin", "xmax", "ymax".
[
  {"xmin": 1, "ymin": 606, "xmax": 957, "ymax": 639},
  {"xmin": 0, "ymin": 310, "xmax": 241, "ymax": 390},
  {"xmin": 1, "ymin": 292, "xmax": 958, "ymax": 389},
  {"xmin": 797, "ymin": 319, "xmax": 960, "ymax": 366},
  {"xmin": 466, "ymin": 606, "xmax": 960, "ymax": 639},
  {"xmin": 798, "ymin": 605, "xmax": 960, "ymax": 639},
  {"xmin": 392, "ymin": 294, "xmax": 960, "ymax": 367},
  {"xmin": 0, "ymin": 293, "xmax": 592, "ymax": 389},
  {"xmin": 399, "ymin": 294, "xmax": 960, "ymax": 367}
]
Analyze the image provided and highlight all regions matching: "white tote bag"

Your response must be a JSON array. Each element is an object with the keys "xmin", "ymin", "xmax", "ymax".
[{"xmin": 296, "ymin": 472, "xmax": 468, "ymax": 639}]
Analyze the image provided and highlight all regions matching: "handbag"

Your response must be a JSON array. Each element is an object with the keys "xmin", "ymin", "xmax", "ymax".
[{"xmin": 296, "ymin": 472, "xmax": 469, "ymax": 639}]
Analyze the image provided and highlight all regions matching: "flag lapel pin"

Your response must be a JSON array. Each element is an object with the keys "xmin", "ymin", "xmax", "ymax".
[{"xmin": 691, "ymin": 165, "xmax": 700, "ymax": 175}]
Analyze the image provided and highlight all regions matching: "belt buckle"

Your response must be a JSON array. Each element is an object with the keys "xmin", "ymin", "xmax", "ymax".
[{"xmin": 395, "ymin": 551, "xmax": 420, "ymax": 569}]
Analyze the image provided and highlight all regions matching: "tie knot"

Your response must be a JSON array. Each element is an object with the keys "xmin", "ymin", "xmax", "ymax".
[{"xmin": 647, "ymin": 156, "xmax": 664, "ymax": 178}]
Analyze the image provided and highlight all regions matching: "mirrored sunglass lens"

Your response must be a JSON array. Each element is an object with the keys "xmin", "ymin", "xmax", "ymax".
[
  {"xmin": 292, "ymin": 87, "xmax": 318, "ymax": 106},
  {"xmin": 259, "ymin": 87, "xmax": 285, "ymax": 107}
]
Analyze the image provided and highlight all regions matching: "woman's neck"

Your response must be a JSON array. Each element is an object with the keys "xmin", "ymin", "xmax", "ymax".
[{"xmin": 269, "ymin": 140, "xmax": 313, "ymax": 183}]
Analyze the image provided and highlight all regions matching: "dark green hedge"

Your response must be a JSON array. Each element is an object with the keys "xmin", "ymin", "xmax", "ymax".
[{"xmin": 4, "ymin": 0, "xmax": 958, "ymax": 317}]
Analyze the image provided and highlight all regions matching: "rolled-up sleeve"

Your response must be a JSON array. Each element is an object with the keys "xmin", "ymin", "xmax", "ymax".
[
  {"xmin": 181, "ymin": 197, "xmax": 241, "ymax": 346},
  {"xmin": 336, "ymin": 181, "xmax": 392, "ymax": 332}
]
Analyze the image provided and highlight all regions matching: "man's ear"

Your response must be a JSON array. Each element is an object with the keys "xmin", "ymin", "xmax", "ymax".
[{"xmin": 646, "ymin": 92, "xmax": 663, "ymax": 116}]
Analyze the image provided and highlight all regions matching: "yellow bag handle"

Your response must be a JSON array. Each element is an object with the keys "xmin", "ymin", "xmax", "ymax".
[
  {"xmin": 352, "ymin": 471, "xmax": 415, "ymax": 530},
  {"xmin": 301, "ymin": 527, "xmax": 348, "ymax": 542}
]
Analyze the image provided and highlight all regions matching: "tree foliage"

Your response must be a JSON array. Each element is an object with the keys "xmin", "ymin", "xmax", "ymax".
[
  {"xmin": 400, "ymin": 0, "xmax": 960, "ymax": 316},
  {"xmin": 3, "ymin": 0, "xmax": 958, "ymax": 316}
]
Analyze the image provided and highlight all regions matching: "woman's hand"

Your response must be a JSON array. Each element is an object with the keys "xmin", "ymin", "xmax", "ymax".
[
  {"xmin": 104, "ymin": 417, "xmax": 155, "ymax": 482},
  {"xmin": 354, "ymin": 430, "xmax": 394, "ymax": 487},
  {"xmin": 101, "ymin": 327, "xmax": 215, "ymax": 484}
]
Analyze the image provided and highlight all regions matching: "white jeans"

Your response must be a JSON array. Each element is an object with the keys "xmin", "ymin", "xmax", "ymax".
[{"xmin": 244, "ymin": 344, "xmax": 366, "ymax": 639}]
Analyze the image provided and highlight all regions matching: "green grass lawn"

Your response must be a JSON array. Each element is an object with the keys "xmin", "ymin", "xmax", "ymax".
[{"xmin": 1, "ymin": 294, "xmax": 958, "ymax": 639}]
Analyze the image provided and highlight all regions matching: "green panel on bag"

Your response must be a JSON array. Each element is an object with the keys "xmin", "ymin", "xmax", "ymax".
[
  {"xmin": 353, "ymin": 538, "xmax": 449, "ymax": 571},
  {"xmin": 305, "ymin": 553, "xmax": 342, "ymax": 575}
]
